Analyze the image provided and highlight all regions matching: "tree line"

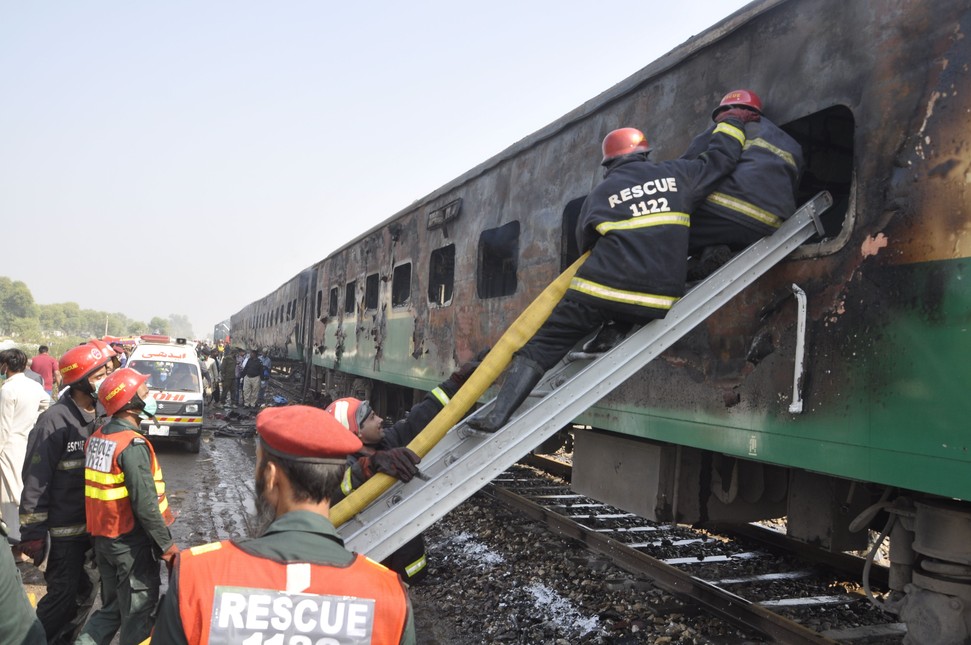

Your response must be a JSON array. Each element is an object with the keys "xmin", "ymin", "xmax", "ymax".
[{"xmin": 0, "ymin": 276, "xmax": 194, "ymax": 355}]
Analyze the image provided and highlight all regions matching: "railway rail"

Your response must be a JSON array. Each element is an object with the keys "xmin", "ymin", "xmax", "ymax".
[{"xmin": 488, "ymin": 463, "xmax": 905, "ymax": 644}]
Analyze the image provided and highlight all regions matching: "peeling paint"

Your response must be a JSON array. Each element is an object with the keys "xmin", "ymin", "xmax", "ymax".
[{"xmin": 861, "ymin": 233, "xmax": 889, "ymax": 258}]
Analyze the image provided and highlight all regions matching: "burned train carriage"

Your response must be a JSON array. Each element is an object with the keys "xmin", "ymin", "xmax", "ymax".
[{"xmin": 232, "ymin": 0, "xmax": 971, "ymax": 638}]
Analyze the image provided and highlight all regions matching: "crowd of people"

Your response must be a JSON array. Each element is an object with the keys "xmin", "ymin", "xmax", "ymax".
[
  {"xmin": 191, "ymin": 342, "xmax": 272, "ymax": 410},
  {"xmin": 0, "ymin": 89, "xmax": 802, "ymax": 644}
]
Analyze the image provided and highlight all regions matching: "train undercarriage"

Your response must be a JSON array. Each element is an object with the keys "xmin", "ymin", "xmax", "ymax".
[{"xmin": 573, "ymin": 428, "xmax": 971, "ymax": 644}]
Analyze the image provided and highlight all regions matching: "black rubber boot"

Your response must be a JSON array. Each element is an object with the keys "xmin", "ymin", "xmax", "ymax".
[
  {"xmin": 581, "ymin": 321, "xmax": 631, "ymax": 353},
  {"xmin": 467, "ymin": 356, "xmax": 545, "ymax": 433},
  {"xmin": 687, "ymin": 244, "xmax": 733, "ymax": 281}
]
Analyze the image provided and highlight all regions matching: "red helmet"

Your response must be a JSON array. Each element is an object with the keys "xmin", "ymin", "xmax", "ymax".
[
  {"xmin": 601, "ymin": 128, "xmax": 651, "ymax": 165},
  {"xmin": 59, "ymin": 343, "xmax": 113, "ymax": 386},
  {"xmin": 711, "ymin": 89, "xmax": 763, "ymax": 121},
  {"xmin": 325, "ymin": 397, "xmax": 373, "ymax": 437},
  {"xmin": 88, "ymin": 339, "xmax": 117, "ymax": 358},
  {"xmin": 99, "ymin": 368, "xmax": 150, "ymax": 416}
]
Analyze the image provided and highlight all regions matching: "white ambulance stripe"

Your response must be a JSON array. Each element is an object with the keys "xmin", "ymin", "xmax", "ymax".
[{"xmin": 286, "ymin": 562, "xmax": 311, "ymax": 593}]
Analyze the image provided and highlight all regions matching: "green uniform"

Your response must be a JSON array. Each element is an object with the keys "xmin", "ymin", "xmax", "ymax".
[
  {"xmin": 0, "ymin": 519, "xmax": 45, "ymax": 644},
  {"xmin": 77, "ymin": 418, "xmax": 173, "ymax": 645},
  {"xmin": 152, "ymin": 511, "xmax": 417, "ymax": 645}
]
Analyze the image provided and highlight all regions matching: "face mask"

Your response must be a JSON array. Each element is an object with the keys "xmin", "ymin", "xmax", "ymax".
[
  {"xmin": 91, "ymin": 377, "xmax": 106, "ymax": 395},
  {"xmin": 139, "ymin": 396, "xmax": 158, "ymax": 419}
]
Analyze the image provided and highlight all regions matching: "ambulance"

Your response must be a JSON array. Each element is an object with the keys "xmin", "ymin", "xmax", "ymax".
[{"xmin": 126, "ymin": 335, "xmax": 204, "ymax": 453}]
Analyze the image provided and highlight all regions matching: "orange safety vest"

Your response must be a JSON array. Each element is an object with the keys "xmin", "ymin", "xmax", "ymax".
[
  {"xmin": 176, "ymin": 540, "xmax": 409, "ymax": 645},
  {"xmin": 84, "ymin": 427, "xmax": 174, "ymax": 537}
]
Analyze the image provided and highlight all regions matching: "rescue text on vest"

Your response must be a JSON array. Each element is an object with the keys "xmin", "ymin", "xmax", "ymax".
[{"xmin": 209, "ymin": 585, "xmax": 377, "ymax": 645}]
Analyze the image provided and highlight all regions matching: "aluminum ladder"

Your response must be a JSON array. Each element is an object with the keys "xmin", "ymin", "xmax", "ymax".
[{"xmin": 339, "ymin": 191, "xmax": 832, "ymax": 560}]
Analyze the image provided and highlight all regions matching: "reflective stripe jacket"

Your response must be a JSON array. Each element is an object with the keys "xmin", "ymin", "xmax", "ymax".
[
  {"xmin": 83, "ymin": 417, "xmax": 174, "ymax": 542},
  {"xmin": 682, "ymin": 116, "xmax": 804, "ymax": 236},
  {"xmin": 569, "ymin": 119, "xmax": 746, "ymax": 319},
  {"xmin": 150, "ymin": 511, "xmax": 415, "ymax": 645},
  {"xmin": 19, "ymin": 392, "xmax": 100, "ymax": 541}
]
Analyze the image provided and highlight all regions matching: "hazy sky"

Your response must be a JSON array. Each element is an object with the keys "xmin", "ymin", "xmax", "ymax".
[{"xmin": 1, "ymin": 1, "xmax": 752, "ymax": 339}]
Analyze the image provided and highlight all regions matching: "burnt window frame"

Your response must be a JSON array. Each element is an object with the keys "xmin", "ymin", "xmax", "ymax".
[
  {"xmin": 364, "ymin": 273, "xmax": 380, "ymax": 311},
  {"xmin": 428, "ymin": 244, "xmax": 455, "ymax": 306},
  {"xmin": 782, "ymin": 104, "xmax": 856, "ymax": 258},
  {"xmin": 477, "ymin": 221, "xmax": 520, "ymax": 299},
  {"xmin": 391, "ymin": 262, "xmax": 412, "ymax": 308},
  {"xmin": 344, "ymin": 280, "xmax": 357, "ymax": 315},
  {"xmin": 560, "ymin": 196, "xmax": 586, "ymax": 272},
  {"xmin": 329, "ymin": 287, "xmax": 339, "ymax": 318}
]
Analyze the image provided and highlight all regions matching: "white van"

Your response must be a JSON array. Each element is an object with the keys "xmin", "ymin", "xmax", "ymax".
[{"xmin": 126, "ymin": 335, "xmax": 204, "ymax": 453}]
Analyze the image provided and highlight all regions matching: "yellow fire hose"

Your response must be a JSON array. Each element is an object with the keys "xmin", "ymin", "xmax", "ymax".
[{"xmin": 331, "ymin": 252, "xmax": 588, "ymax": 527}]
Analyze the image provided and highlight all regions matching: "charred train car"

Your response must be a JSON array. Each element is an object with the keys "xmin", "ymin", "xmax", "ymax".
[{"xmin": 232, "ymin": 0, "xmax": 971, "ymax": 637}]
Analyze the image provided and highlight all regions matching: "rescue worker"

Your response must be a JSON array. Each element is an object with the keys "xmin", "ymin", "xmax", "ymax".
[
  {"xmin": 151, "ymin": 405, "xmax": 416, "ymax": 645},
  {"xmin": 327, "ymin": 354, "xmax": 482, "ymax": 584},
  {"xmin": 77, "ymin": 367, "xmax": 176, "ymax": 645},
  {"xmin": 18, "ymin": 342, "xmax": 113, "ymax": 644},
  {"xmin": 467, "ymin": 115, "xmax": 752, "ymax": 433},
  {"xmin": 682, "ymin": 89, "xmax": 804, "ymax": 278},
  {"xmin": 0, "ymin": 516, "xmax": 45, "ymax": 644}
]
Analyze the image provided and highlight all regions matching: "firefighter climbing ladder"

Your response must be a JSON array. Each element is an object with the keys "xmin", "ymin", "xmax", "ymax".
[{"xmin": 339, "ymin": 191, "xmax": 832, "ymax": 561}]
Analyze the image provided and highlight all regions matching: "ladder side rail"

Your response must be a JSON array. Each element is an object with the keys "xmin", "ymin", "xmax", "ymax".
[{"xmin": 342, "ymin": 193, "xmax": 831, "ymax": 559}]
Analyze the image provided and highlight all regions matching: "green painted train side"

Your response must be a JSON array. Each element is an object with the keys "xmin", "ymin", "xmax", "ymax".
[{"xmin": 577, "ymin": 256, "xmax": 971, "ymax": 501}]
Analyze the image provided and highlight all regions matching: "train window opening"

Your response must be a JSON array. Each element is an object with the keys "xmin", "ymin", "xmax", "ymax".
[
  {"xmin": 560, "ymin": 196, "xmax": 586, "ymax": 272},
  {"xmin": 344, "ymin": 281, "xmax": 356, "ymax": 314},
  {"xmin": 477, "ymin": 221, "xmax": 520, "ymax": 299},
  {"xmin": 428, "ymin": 244, "xmax": 455, "ymax": 306},
  {"xmin": 392, "ymin": 263, "xmax": 411, "ymax": 307},
  {"xmin": 316, "ymin": 290, "xmax": 323, "ymax": 319},
  {"xmin": 365, "ymin": 273, "xmax": 379, "ymax": 310},
  {"xmin": 782, "ymin": 105, "xmax": 855, "ymax": 248},
  {"xmin": 329, "ymin": 287, "xmax": 339, "ymax": 318}
]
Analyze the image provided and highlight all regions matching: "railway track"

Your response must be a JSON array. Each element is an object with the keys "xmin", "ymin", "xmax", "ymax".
[{"xmin": 489, "ymin": 462, "xmax": 906, "ymax": 644}]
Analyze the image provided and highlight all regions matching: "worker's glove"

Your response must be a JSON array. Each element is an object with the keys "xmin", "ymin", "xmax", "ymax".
[
  {"xmin": 715, "ymin": 107, "xmax": 761, "ymax": 124},
  {"xmin": 447, "ymin": 348, "xmax": 491, "ymax": 389},
  {"xmin": 160, "ymin": 544, "xmax": 179, "ymax": 574},
  {"xmin": 361, "ymin": 447, "xmax": 421, "ymax": 482},
  {"xmin": 17, "ymin": 539, "xmax": 46, "ymax": 564}
]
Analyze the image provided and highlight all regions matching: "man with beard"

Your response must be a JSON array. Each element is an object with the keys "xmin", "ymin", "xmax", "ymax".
[
  {"xmin": 18, "ymin": 342, "xmax": 113, "ymax": 644},
  {"xmin": 151, "ymin": 406, "xmax": 416, "ymax": 645}
]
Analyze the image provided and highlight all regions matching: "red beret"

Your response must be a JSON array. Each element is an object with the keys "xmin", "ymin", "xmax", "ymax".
[{"xmin": 256, "ymin": 406, "xmax": 362, "ymax": 464}]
